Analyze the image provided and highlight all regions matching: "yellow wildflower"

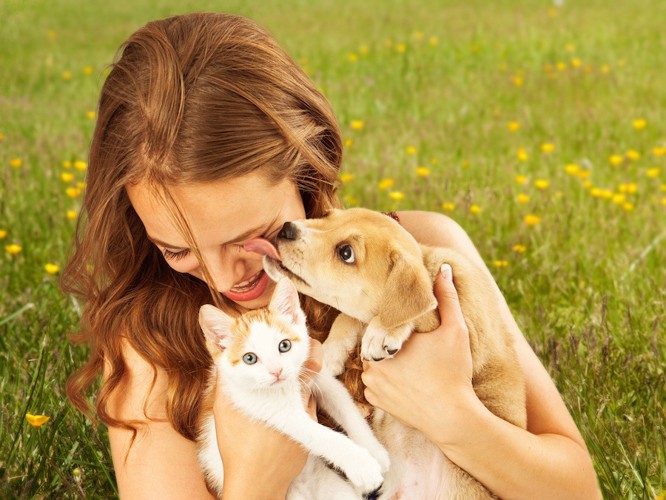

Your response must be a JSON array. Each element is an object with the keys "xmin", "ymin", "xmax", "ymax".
[
  {"xmin": 461, "ymin": 160, "xmax": 470, "ymax": 169},
  {"xmin": 632, "ymin": 118, "xmax": 647, "ymax": 130},
  {"xmin": 565, "ymin": 43, "xmax": 575, "ymax": 53},
  {"xmin": 396, "ymin": 43, "xmax": 407, "ymax": 54},
  {"xmin": 67, "ymin": 210, "xmax": 78, "ymax": 220},
  {"xmin": 556, "ymin": 62, "xmax": 567, "ymax": 71},
  {"xmin": 441, "ymin": 202, "xmax": 455, "ymax": 212},
  {"xmin": 534, "ymin": 179, "xmax": 550, "ymax": 190},
  {"xmin": 653, "ymin": 146, "xmax": 666, "ymax": 157},
  {"xmin": 378, "ymin": 178, "xmax": 395, "ymax": 190},
  {"xmin": 66, "ymin": 187, "xmax": 81, "ymax": 198},
  {"xmin": 428, "ymin": 36, "xmax": 439, "ymax": 46},
  {"xmin": 0, "ymin": 229, "xmax": 7, "ymax": 239},
  {"xmin": 62, "ymin": 70, "xmax": 73, "ymax": 80},
  {"xmin": 339, "ymin": 173, "xmax": 354, "ymax": 184},
  {"xmin": 513, "ymin": 244, "xmax": 527, "ymax": 253},
  {"xmin": 344, "ymin": 139, "xmax": 353, "ymax": 148},
  {"xmin": 622, "ymin": 202, "xmax": 634, "ymax": 212},
  {"xmin": 47, "ymin": 30, "xmax": 57, "ymax": 40},
  {"xmin": 609, "ymin": 155, "xmax": 624, "ymax": 167},
  {"xmin": 389, "ymin": 191, "xmax": 405, "ymax": 201},
  {"xmin": 348, "ymin": 53, "xmax": 358, "ymax": 62},
  {"xmin": 469, "ymin": 204, "xmax": 482, "ymax": 214},
  {"xmin": 507, "ymin": 121, "xmax": 520, "ymax": 132},
  {"xmin": 359, "ymin": 45, "xmax": 369, "ymax": 56},
  {"xmin": 524, "ymin": 214, "xmax": 541, "ymax": 226},
  {"xmin": 577, "ymin": 170, "xmax": 592, "ymax": 180},
  {"xmin": 74, "ymin": 160, "xmax": 87, "ymax": 171},
  {"xmin": 512, "ymin": 75, "xmax": 523, "ymax": 87},
  {"xmin": 662, "ymin": 198, "xmax": 666, "ymax": 206},
  {"xmin": 517, "ymin": 148, "xmax": 529, "ymax": 162},
  {"xmin": 83, "ymin": 66, "xmax": 94, "ymax": 75},
  {"xmin": 612, "ymin": 194, "xmax": 626, "ymax": 205},
  {"xmin": 517, "ymin": 194, "xmax": 530, "ymax": 204},
  {"xmin": 493, "ymin": 260, "xmax": 509, "ymax": 268},
  {"xmin": 350, "ymin": 120, "xmax": 364, "ymax": 131},
  {"xmin": 0, "ymin": 132, "xmax": 5, "ymax": 141},
  {"xmin": 10, "ymin": 158, "xmax": 22, "ymax": 168},
  {"xmin": 26, "ymin": 413, "xmax": 50, "ymax": 428},
  {"xmin": 515, "ymin": 175, "xmax": 528, "ymax": 185},
  {"xmin": 405, "ymin": 145, "xmax": 417, "ymax": 155},
  {"xmin": 564, "ymin": 163, "xmax": 580, "ymax": 176},
  {"xmin": 62, "ymin": 160, "xmax": 72, "ymax": 169},
  {"xmin": 618, "ymin": 183, "xmax": 638, "ymax": 194},
  {"xmin": 5, "ymin": 244, "xmax": 22, "ymax": 255},
  {"xmin": 87, "ymin": 111, "xmax": 96, "ymax": 120},
  {"xmin": 571, "ymin": 58, "xmax": 582, "ymax": 68},
  {"xmin": 600, "ymin": 64, "xmax": 611, "ymax": 74},
  {"xmin": 626, "ymin": 149, "xmax": 640, "ymax": 161},
  {"xmin": 541, "ymin": 143, "xmax": 555, "ymax": 154},
  {"xmin": 45, "ymin": 263, "xmax": 60, "ymax": 275},
  {"xmin": 583, "ymin": 180, "xmax": 593, "ymax": 189},
  {"xmin": 647, "ymin": 168, "xmax": 660, "ymax": 178},
  {"xmin": 61, "ymin": 172, "xmax": 74, "ymax": 183},
  {"xmin": 416, "ymin": 167, "xmax": 430, "ymax": 177}
]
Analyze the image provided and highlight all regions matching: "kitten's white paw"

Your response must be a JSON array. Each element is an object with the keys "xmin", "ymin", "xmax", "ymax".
[
  {"xmin": 340, "ymin": 447, "xmax": 384, "ymax": 493},
  {"xmin": 322, "ymin": 347, "xmax": 347, "ymax": 377},
  {"xmin": 366, "ymin": 442, "xmax": 391, "ymax": 473}
]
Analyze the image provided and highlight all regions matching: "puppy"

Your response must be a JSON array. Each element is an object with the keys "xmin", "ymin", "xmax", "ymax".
[{"xmin": 261, "ymin": 207, "xmax": 527, "ymax": 499}]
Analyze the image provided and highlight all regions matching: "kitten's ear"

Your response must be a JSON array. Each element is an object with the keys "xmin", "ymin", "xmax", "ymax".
[
  {"xmin": 199, "ymin": 305, "xmax": 234, "ymax": 350},
  {"xmin": 269, "ymin": 278, "xmax": 305, "ymax": 326}
]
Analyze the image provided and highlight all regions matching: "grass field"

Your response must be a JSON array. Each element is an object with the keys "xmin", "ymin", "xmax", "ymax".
[{"xmin": 1, "ymin": 0, "xmax": 664, "ymax": 497}]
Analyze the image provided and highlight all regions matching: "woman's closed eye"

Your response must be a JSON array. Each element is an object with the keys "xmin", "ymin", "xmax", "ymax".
[{"xmin": 162, "ymin": 248, "xmax": 191, "ymax": 261}]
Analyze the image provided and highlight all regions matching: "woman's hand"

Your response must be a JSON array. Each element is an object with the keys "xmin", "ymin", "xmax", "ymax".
[
  {"xmin": 361, "ymin": 264, "xmax": 479, "ymax": 442},
  {"xmin": 214, "ymin": 340, "xmax": 322, "ymax": 499}
]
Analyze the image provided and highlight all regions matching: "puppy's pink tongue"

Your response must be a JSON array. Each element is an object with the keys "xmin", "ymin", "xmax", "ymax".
[{"xmin": 243, "ymin": 238, "xmax": 281, "ymax": 260}]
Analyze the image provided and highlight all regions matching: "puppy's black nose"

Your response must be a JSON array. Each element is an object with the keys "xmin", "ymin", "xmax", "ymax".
[{"xmin": 278, "ymin": 221, "xmax": 299, "ymax": 240}]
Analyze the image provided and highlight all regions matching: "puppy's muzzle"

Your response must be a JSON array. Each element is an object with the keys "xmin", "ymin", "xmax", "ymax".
[{"xmin": 278, "ymin": 221, "xmax": 300, "ymax": 241}]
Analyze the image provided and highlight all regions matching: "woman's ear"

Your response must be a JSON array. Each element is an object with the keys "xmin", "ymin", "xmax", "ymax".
[{"xmin": 199, "ymin": 305, "xmax": 235, "ymax": 350}]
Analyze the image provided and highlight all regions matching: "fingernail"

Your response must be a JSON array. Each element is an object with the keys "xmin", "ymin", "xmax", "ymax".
[{"xmin": 440, "ymin": 263, "xmax": 452, "ymax": 280}]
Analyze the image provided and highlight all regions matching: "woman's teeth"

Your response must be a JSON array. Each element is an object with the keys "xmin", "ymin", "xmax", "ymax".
[{"xmin": 231, "ymin": 271, "xmax": 262, "ymax": 291}]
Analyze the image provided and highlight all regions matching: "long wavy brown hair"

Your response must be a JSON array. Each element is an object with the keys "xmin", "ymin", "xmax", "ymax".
[{"xmin": 61, "ymin": 12, "xmax": 348, "ymax": 440}]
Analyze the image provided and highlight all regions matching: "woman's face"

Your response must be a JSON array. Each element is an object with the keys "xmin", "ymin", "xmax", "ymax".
[{"xmin": 127, "ymin": 172, "xmax": 306, "ymax": 310}]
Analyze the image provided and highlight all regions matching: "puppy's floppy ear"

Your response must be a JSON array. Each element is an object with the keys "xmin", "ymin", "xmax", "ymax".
[{"xmin": 377, "ymin": 252, "xmax": 437, "ymax": 329}]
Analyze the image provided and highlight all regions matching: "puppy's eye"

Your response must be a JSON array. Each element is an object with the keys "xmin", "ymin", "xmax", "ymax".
[{"xmin": 336, "ymin": 244, "xmax": 355, "ymax": 264}]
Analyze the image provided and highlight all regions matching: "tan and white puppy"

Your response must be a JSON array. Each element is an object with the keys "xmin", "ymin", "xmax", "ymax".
[{"xmin": 260, "ymin": 207, "xmax": 527, "ymax": 499}]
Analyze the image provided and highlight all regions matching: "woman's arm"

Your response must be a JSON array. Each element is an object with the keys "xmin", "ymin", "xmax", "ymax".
[
  {"xmin": 106, "ymin": 339, "xmax": 320, "ymax": 499},
  {"xmin": 361, "ymin": 210, "xmax": 600, "ymax": 499}
]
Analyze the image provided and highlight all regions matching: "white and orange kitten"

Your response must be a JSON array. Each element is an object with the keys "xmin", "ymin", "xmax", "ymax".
[{"xmin": 196, "ymin": 278, "xmax": 390, "ymax": 499}]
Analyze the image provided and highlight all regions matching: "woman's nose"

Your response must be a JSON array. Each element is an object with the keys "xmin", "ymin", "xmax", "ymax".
[{"xmin": 204, "ymin": 249, "xmax": 249, "ymax": 292}]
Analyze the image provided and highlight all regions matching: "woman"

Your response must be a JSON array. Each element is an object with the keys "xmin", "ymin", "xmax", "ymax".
[{"xmin": 62, "ymin": 12, "xmax": 600, "ymax": 499}]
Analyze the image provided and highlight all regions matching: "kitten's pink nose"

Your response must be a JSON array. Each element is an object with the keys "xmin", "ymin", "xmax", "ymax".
[{"xmin": 271, "ymin": 368, "xmax": 283, "ymax": 380}]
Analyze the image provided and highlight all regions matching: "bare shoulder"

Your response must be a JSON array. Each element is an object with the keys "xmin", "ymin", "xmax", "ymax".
[
  {"xmin": 396, "ymin": 210, "xmax": 484, "ymax": 266},
  {"xmin": 105, "ymin": 339, "xmax": 212, "ymax": 498}
]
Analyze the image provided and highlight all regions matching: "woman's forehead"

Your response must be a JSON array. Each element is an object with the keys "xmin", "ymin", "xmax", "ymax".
[{"xmin": 126, "ymin": 174, "xmax": 303, "ymax": 247}]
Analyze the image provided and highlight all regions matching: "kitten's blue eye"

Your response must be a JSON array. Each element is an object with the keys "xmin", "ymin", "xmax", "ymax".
[
  {"xmin": 242, "ymin": 353, "xmax": 258, "ymax": 365},
  {"xmin": 278, "ymin": 339, "xmax": 292, "ymax": 353}
]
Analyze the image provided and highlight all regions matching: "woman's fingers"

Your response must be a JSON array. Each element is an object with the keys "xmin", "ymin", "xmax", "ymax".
[{"xmin": 434, "ymin": 263, "xmax": 468, "ymax": 334}]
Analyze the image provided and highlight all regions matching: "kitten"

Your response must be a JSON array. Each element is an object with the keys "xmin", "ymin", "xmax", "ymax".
[{"xmin": 196, "ymin": 278, "xmax": 390, "ymax": 499}]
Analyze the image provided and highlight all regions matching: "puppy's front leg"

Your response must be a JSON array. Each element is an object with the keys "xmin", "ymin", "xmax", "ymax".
[
  {"xmin": 323, "ymin": 314, "xmax": 365, "ymax": 376},
  {"xmin": 361, "ymin": 317, "xmax": 413, "ymax": 361}
]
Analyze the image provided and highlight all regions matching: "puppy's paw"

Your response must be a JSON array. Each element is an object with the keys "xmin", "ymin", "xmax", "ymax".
[{"xmin": 361, "ymin": 319, "xmax": 412, "ymax": 361}]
